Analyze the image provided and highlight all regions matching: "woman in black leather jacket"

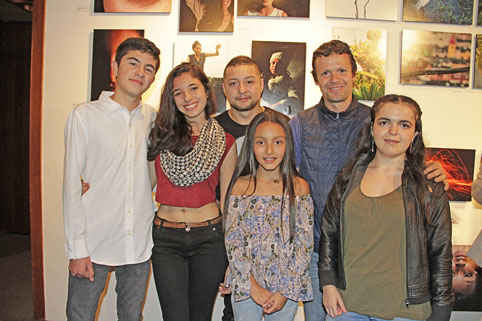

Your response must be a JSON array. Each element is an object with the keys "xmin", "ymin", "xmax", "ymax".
[{"xmin": 319, "ymin": 95, "xmax": 453, "ymax": 321}]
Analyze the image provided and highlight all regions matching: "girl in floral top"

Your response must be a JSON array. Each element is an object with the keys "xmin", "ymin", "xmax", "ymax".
[{"xmin": 220, "ymin": 110, "xmax": 314, "ymax": 321}]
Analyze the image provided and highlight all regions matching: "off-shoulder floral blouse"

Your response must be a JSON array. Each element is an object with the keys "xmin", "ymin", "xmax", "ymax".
[{"xmin": 224, "ymin": 194, "xmax": 314, "ymax": 302}]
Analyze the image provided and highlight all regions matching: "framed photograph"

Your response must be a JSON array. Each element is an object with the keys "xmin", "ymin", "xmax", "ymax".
[
  {"xmin": 479, "ymin": 0, "xmax": 482, "ymax": 25},
  {"xmin": 425, "ymin": 147, "xmax": 475, "ymax": 202},
  {"xmin": 91, "ymin": 29, "xmax": 144, "ymax": 101},
  {"xmin": 333, "ymin": 27, "xmax": 387, "ymax": 101},
  {"xmin": 94, "ymin": 0, "xmax": 171, "ymax": 13},
  {"xmin": 402, "ymin": 0, "xmax": 473, "ymax": 24},
  {"xmin": 326, "ymin": 0, "xmax": 397, "ymax": 21},
  {"xmin": 474, "ymin": 35, "xmax": 482, "ymax": 89},
  {"xmin": 251, "ymin": 41, "xmax": 306, "ymax": 116},
  {"xmin": 179, "ymin": 0, "xmax": 234, "ymax": 32},
  {"xmin": 452, "ymin": 245, "xmax": 482, "ymax": 311},
  {"xmin": 400, "ymin": 30, "xmax": 471, "ymax": 88},
  {"xmin": 237, "ymin": 0, "xmax": 309, "ymax": 17}
]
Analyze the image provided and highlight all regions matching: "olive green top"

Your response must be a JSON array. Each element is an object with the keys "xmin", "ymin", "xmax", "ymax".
[{"xmin": 339, "ymin": 184, "xmax": 431, "ymax": 320}]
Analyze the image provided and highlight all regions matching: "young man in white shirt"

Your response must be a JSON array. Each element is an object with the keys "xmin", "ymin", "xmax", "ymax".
[{"xmin": 63, "ymin": 37, "xmax": 160, "ymax": 321}]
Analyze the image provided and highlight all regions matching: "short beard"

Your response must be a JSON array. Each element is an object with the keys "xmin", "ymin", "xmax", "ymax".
[{"xmin": 229, "ymin": 98, "xmax": 260, "ymax": 112}]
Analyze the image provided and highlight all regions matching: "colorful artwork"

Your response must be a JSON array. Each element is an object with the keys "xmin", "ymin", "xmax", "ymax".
[
  {"xmin": 237, "ymin": 0, "xmax": 309, "ymax": 17},
  {"xmin": 94, "ymin": 0, "xmax": 171, "ymax": 12},
  {"xmin": 251, "ymin": 41, "xmax": 306, "ymax": 116},
  {"xmin": 180, "ymin": 0, "xmax": 234, "ymax": 32},
  {"xmin": 452, "ymin": 245, "xmax": 482, "ymax": 311},
  {"xmin": 425, "ymin": 148, "xmax": 475, "ymax": 202},
  {"xmin": 333, "ymin": 27, "xmax": 386, "ymax": 101},
  {"xmin": 326, "ymin": 0, "xmax": 397, "ymax": 21},
  {"xmin": 402, "ymin": 0, "xmax": 473, "ymax": 24},
  {"xmin": 474, "ymin": 35, "xmax": 482, "ymax": 89},
  {"xmin": 91, "ymin": 29, "xmax": 145, "ymax": 101},
  {"xmin": 401, "ymin": 30, "xmax": 471, "ymax": 88}
]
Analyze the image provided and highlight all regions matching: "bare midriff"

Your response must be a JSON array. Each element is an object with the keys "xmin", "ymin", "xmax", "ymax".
[{"xmin": 156, "ymin": 202, "xmax": 219, "ymax": 223}]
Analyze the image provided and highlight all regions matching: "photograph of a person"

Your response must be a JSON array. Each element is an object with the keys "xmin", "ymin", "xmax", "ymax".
[
  {"xmin": 326, "ymin": 0, "xmax": 397, "ymax": 21},
  {"xmin": 94, "ymin": 0, "xmax": 171, "ymax": 12},
  {"xmin": 402, "ymin": 0, "xmax": 473, "ymax": 24},
  {"xmin": 452, "ymin": 245, "xmax": 482, "ymax": 311},
  {"xmin": 333, "ymin": 27, "xmax": 386, "ymax": 101},
  {"xmin": 425, "ymin": 147, "xmax": 475, "ymax": 201},
  {"xmin": 90, "ymin": 29, "xmax": 145, "ymax": 101},
  {"xmin": 237, "ymin": 0, "xmax": 309, "ymax": 18},
  {"xmin": 251, "ymin": 41, "xmax": 306, "ymax": 116},
  {"xmin": 179, "ymin": 0, "xmax": 234, "ymax": 32},
  {"xmin": 401, "ymin": 30, "xmax": 471, "ymax": 87},
  {"xmin": 474, "ymin": 35, "xmax": 482, "ymax": 89}
]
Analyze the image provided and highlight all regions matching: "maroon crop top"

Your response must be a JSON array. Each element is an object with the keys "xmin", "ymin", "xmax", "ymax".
[{"xmin": 155, "ymin": 133, "xmax": 235, "ymax": 208}]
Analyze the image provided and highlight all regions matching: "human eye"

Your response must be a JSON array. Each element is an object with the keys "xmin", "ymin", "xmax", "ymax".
[
  {"xmin": 377, "ymin": 120, "xmax": 388, "ymax": 126},
  {"xmin": 145, "ymin": 66, "xmax": 155, "ymax": 74},
  {"xmin": 190, "ymin": 85, "xmax": 199, "ymax": 92},
  {"xmin": 275, "ymin": 138, "xmax": 285, "ymax": 145},
  {"xmin": 321, "ymin": 71, "xmax": 329, "ymax": 77},
  {"xmin": 246, "ymin": 80, "xmax": 254, "ymax": 85},
  {"xmin": 173, "ymin": 90, "xmax": 181, "ymax": 97},
  {"xmin": 464, "ymin": 272, "xmax": 473, "ymax": 277},
  {"xmin": 254, "ymin": 139, "xmax": 264, "ymax": 145},
  {"xmin": 400, "ymin": 122, "xmax": 412, "ymax": 129},
  {"xmin": 339, "ymin": 68, "xmax": 347, "ymax": 74},
  {"xmin": 228, "ymin": 81, "xmax": 237, "ymax": 87}
]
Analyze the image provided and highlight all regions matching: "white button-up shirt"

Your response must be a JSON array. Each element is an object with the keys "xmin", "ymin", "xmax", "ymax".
[{"xmin": 63, "ymin": 91, "xmax": 156, "ymax": 266}]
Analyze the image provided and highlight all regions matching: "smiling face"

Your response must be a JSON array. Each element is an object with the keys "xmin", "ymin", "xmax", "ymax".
[
  {"xmin": 223, "ymin": 64, "xmax": 263, "ymax": 112},
  {"xmin": 313, "ymin": 53, "xmax": 355, "ymax": 112},
  {"xmin": 372, "ymin": 102, "xmax": 418, "ymax": 161},
  {"xmin": 112, "ymin": 50, "xmax": 157, "ymax": 102},
  {"xmin": 254, "ymin": 121, "xmax": 286, "ymax": 173},
  {"xmin": 172, "ymin": 72, "xmax": 208, "ymax": 123},
  {"xmin": 452, "ymin": 250, "xmax": 478, "ymax": 295}
]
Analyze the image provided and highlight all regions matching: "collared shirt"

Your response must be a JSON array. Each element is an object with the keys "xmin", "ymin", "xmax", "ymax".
[{"xmin": 63, "ymin": 91, "xmax": 156, "ymax": 266}]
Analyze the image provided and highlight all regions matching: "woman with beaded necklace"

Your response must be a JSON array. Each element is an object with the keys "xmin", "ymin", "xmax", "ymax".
[{"xmin": 147, "ymin": 62, "xmax": 237, "ymax": 321}]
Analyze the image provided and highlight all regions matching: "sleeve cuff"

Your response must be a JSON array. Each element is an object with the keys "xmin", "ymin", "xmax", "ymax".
[
  {"xmin": 427, "ymin": 305, "xmax": 452, "ymax": 321},
  {"xmin": 65, "ymin": 239, "xmax": 89, "ymax": 260}
]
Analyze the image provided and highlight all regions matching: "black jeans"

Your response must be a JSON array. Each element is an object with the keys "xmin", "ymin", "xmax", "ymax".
[{"xmin": 151, "ymin": 220, "xmax": 228, "ymax": 321}]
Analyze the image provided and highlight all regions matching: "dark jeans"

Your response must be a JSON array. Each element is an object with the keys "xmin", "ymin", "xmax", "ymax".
[
  {"xmin": 222, "ymin": 294, "xmax": 234, "ymax": 321},
  {"xmin": 151, "ymin": 220, "xmax": 228, "ymax": 321}
]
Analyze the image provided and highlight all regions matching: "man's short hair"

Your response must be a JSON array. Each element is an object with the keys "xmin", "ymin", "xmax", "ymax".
[
  {"xmin": 311, "ymin": 40, "xmax": 357, "ymax": 82},
  {"xmin": 223, "ymin": 55, "xmax": 262, "ymax": 79},
  {"xmin": 115, "ymin": 37, "xmax": 161, "ymax": 71}
]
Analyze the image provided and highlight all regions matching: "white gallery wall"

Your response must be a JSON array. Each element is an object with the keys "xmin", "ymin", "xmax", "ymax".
[{"xmin": 42, "ymin": 0, "xmax": 482, "ymax": 320}]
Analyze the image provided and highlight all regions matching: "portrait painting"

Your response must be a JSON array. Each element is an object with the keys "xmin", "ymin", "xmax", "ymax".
[
  {"xmin": 326, "ymin": 0, "xmax": 397, "ymax": 21},
  {"xmin": 474, "ymin": 35, "xmax": 482, "ymax": 89},
  {"xmin": 425, "ymin": 147, "xmax": 475, "ymax": 202},
  {"xmin": 251, "ymin": 41, "xmax": 306, "ymax": 116},
  {"xmin": 402, "ymin": 0, "xmax": 473, "ymax": 24},
  {"xmin": 333, "ymin": 27, "xmax": 386, "ymax": 101},
  {"xmin": 451, "ymin": 245, "xmax": 482, "ymax": 311},
  {"xmin": 237, "ymin": 0, "xmax": 309, "ymax": 18},
  {"xmin": 400, "ymin": 30, "xmax": 471, "ymax": 88},
  {"xmin": 91, "ymin": 29, "xmax": 145, "ymax": 101},
  {"xmin": 179, "ymin": 0, "xmax": 234, "ymax": 32},
  {"xmin": 94, "ymin": 0, "xmax": 171, "ymax": 13}
]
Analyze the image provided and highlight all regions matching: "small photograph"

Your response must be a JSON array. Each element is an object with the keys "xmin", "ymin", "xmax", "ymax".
[
  {"xmin": 326, "ymin": 0, "xmax": 397, "ymax": 21},
  {"xmin": 91, "ymin": 29, "xmax": 145, "ymax": 101},
  {"xmin": 425, "ymin": 147, "xmax": 475, "ymax": 202},
  {"xmin": 179, "ymin": 0, "xmax": 234, "ymax": 32},
  {"xmin": 402, "ymin": 0, "xmax": 473, "ymax": 24},
  {"xmin": 400, "ymin": 30, "xmax": 471, "ymax": 88},
  {"xmin": 333, "ymin": 27, "xmax": 386, "ymax": 101},
  {"xmin": 237, "ymin": 0, "xmax": 309, "ymax": 18},
  {"xmin": 474, "ymin": 35, "xmax": 482, "ymax": 89},
  {"xmin": 173, "ymin": 39, "xmax": 229, "ymax": 77},
  {"xmin": 251, "ymin": 41, "xmax": 306, "ymax": 116},
  {"xmin": 452, "ymin": 245, "xmax": 482, "ymax": 311},
  {"xmin": 94, "ymin": 0, "xmax": 171, "ymax": 12},
  {"xmin": 479, "ymin": 0, "xmax": 482, "ymax": 25}
]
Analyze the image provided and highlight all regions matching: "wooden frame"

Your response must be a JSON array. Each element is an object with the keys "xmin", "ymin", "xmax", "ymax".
[{"xmin": 30, "ymin": 0, "xmax": 45, "ymax": 319}]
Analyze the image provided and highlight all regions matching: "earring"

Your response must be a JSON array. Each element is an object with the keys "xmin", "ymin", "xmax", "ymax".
[
  {"xmin": 409, "ymin": 140, "xmax": 414, "ymax": 154},
  {"xmin": 371, "ymin": 136, "xmax": 374, "ymax": 153}
]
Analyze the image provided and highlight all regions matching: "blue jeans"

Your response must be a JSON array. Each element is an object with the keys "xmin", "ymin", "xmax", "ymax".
[
  {"xmin": 66, "ymin": 260, "xmax": 150, "ymax": 321},
  {"xmin": 326, "ymin": 312, "xmax": 424, "ymax": 321},
  {"xmin": 304, "ymin": 251, "xmax": 327, "ymax": 321},
  {"xmin": 232, "ymin": 296, "xmax": 299, "ymax": 321},
  {"xmin": 151, "ymin": 220, "xmax": 228, "ymax": 321}
]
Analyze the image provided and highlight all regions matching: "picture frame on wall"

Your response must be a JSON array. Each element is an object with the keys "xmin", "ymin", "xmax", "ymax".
[
  {"xmin": 251, "ymin": 41, "xmax": 306, "ymax": 116},
  {"xmin": 400, "ymin": 30, "xmax": 471, "ymax": 88},
  {"xmin": 91, "ymin": 29, "xmax": 145, "ymax": 101},
  {"xmin": 179, "ymin": 0, "xmax": 234, "ymax": 32},
  {"xmin": 479, "ymin": 0, "xmax": 482, "ymax": 25},
  {"xmin": 402, "ymin": 0, "xmax": 473, "ymax": 25},
  {"xmin": 237, "ymin": 0, "xmax": 309, "ymax": 18},
  {"xmin": 94, "ymin": 0, "xmax": 172, "ymax": 12},
  {"xmin": 326, "ymin": 0, "xmax": 397, "ymax": 21},
  {"xmin": 333, "ymin": 27, "xmax": 387, "ymax": 101},
  {"xmin": 474, "ymin": 35, "xmax": 482, "ymax": 89}
]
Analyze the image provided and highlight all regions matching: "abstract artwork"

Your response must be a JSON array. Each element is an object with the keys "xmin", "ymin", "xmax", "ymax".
[
  {"xmin": 91, "ymin": 29, "xmax": 144, "ymax": 101},
  {"xmin": 326, "ymin": 0, "xmax": 397, "ymax": 21},
  {"xmin": 94, "ymin": 0, "xmax": 171, "ymax": 12},
  {"xmin": 238, "ymin": 0, "xmax": 309, "ymax": 17},
  {"xmin": 251, "ymin": 41, "xmax": 306, "ymax": 116},
  {"xmin": 401, "ymin": 30, "xmax": 471, "ymax": 88},
  {"xmin": 402, "ymin": 0, "xmax": 473, "ymax": 24},
  {"xmin": 333, "ymin": 27, "xmax": 386, "ymax": 101},
  {"xmin": 425, "ymin": 147, "xmax": 475, "ymax": 201},
  {"xmin": 474, "ymin": 35, "xmax": 482, "ymax": 89}
]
